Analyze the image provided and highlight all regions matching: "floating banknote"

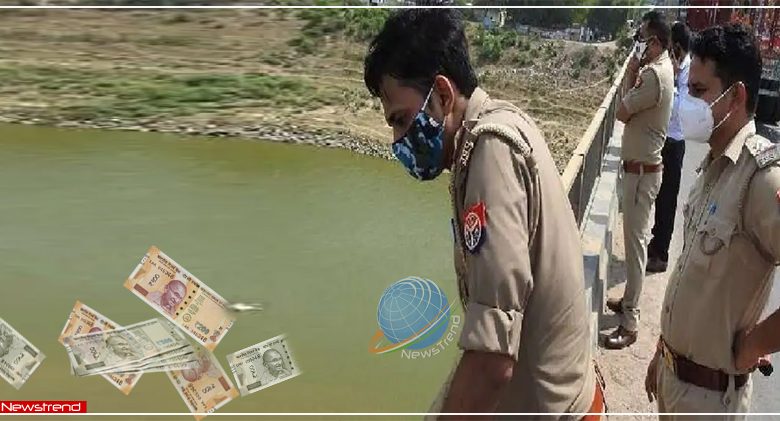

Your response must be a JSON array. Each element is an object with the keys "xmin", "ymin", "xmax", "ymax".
[
  {"xmin": 0, "ymin": 318, "xmax": 45, "ymax": 390},
  {"xmin": 108, "ymin": 351, "xmax": 198, "ymax": 374},
  {"xmin": 226, "ymin": 334, "xmax": 301, "ymax": 396},
  {"xmin": 124, "ymin": 246, "xmax": 236, "ymax": 351},
  {"xmin": 167, "ymin": 346, "xmax": 239, "ymax": 420},
  {"xmin": 58, "ymin": 301, "xmax": 143, "ymax": 395},
  {"xmin": 112, "ymin": 361, "xmax": 198, "ymax": 374},
  {"xmin": 65, "ymin": 346, "xmax": 194, "ymax": 377},
  {"xmin": 64, "ymin": 318, "xmax": 192, "ymax": 377},
  {"xmin": 67, "ymin": 334, "xmax": 196, "ymax": 377}
]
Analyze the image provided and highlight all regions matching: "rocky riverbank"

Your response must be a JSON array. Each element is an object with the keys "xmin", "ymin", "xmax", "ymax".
[{"xmin": 0, "ymin": 111, "xmax": 395, "ymax": 161}]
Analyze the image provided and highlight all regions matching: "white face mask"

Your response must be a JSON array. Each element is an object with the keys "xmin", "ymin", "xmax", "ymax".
[{"xmin": 679, "ymin": 85, "xmax": 734, "ymax": 144}]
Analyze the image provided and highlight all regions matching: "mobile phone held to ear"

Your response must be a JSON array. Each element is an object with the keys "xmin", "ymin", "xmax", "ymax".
[
  {"xmin": 634, "ymin": 42, "xmax": 647, "ymax": 61},
  {"xmin": 759, "ymin": 362, "xmax": 774, "ymax": 376}
]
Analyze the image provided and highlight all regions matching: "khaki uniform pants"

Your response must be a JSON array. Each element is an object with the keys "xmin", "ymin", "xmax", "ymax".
[
  {"xmin": 657, "ymin": 361, "xmax": 752, "ymax": 419},
  {"xmin": 621, "ymin": 171, "xmax": 662, "ymax": 331}
]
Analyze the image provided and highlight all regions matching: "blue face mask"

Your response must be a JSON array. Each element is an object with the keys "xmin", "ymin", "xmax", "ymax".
[{"xmin": 392, "ymin": 86, "xmax": 446, "ymax": 181}]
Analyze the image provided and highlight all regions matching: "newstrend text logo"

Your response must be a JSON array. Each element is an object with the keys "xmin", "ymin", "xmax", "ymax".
[
  {"xmin": 368, "ymin": 277, "xmax": 460, "ymax": 359},
  {"xmin": 0, "ymin": 401, "xmax": 87, "ymax": 413}
]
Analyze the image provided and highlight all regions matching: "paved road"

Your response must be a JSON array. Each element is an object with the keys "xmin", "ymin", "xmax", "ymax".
[{"xmin": 680, "ymin": 133, "xmax": 780, "ymax": 413}]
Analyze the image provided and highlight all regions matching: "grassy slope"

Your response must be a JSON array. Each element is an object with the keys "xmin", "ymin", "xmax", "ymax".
[{"xmin": 0, "ymin": 9, "xmax": 620, "ymax": 169}]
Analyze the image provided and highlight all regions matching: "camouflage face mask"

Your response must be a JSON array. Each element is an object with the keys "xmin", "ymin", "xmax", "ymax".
[{"xmin": 391, "ymin": 86, "xmax": 446, "ymax": 181}]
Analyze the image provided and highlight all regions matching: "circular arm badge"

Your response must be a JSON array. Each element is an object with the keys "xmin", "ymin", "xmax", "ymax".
[{"xmin": 463, "ymin": 202, "xmax": 487, "ymax": 254}]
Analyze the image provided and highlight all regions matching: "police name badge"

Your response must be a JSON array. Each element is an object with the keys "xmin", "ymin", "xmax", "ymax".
[{"xmin": 463, "ymin": 202, "xmax": 487, "ymax": 254}]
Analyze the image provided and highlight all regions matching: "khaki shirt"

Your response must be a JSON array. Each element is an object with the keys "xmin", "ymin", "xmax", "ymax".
[
  {"xmin": 621, "ymin": 50, "xmax": 675, "ymax": 164},
  {"xmin": 450, "ymin": 87, "xmax": 594, "ymax": 414},
  {"xmin": 661, "ymin": 120, "xmax": 780, "ymax": 374}
]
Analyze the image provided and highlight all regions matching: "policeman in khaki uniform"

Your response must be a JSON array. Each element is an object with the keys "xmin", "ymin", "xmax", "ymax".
[
  {"xmin": 363, "ymin": 9, "xmax": 605, "ymax": 418},
  {"xmin": 644, "ymin": 24, "xmax": 780, "ymax": 418},
  {"xmin": 606, "ymin": 11, "xmax": 675, "ymax": 349}
]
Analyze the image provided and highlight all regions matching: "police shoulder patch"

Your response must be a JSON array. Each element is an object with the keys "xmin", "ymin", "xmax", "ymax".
[
  {"xmin": 463, "ymin": 202, "xmax": 487, "ymax": 254},
  {"xmin": 746, "ymin": 135, "xmax": 778, "ymax": 167},
  {"xmin": 756, "ymin": 143, "xmax": 780, "ymax": 169}
]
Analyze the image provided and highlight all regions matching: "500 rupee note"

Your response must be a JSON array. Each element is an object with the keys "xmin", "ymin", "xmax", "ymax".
[
  {"xmin": 124, "ymin": 246, "xmax": 235, "ymax": 351},
  {"xmin": 59, "ymin": 301, "xmax": 142, "ymax": 395},
  {"xmin": 226, "ymin": 334, "xmax": 300, "ymax": 396},
  {"xmin": 0, "ymin": 318, "xmax": 45, "ymax": 390},
  {"xmin": 64, "ymin": 318, "xmax": 191, "ymax": 377}
]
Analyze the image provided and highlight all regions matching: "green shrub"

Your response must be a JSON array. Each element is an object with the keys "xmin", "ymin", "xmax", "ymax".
[
  {"xmin": 260, "ymin": 54, "xmax": 283, "ymax": 66},
  {"xmin": 0, "ymin": 64, "xmax": 338, "ymax": 119},
  {"xmin": 514, "ymin": 52, "xmax": 531, "ymax": 68},
  {"xmin": 473, "ymin": 27, "xmax": 523, "ymax": 64},
  {"xmin": 572, "ymin": 47, "xmax": 594, "ymax": 69},
  {"xmin": 290, "ymin": 9, "xmax": 389, "ymax": 54},
  {"xmin": 477, "ymin": 34, "xmax": 503, "ymax": 63},
  {"xmin": 344, "ymin": 9, "xmax": 390, "ymax": 41},
  {"xmin": 289, "ymin": 35, "xmax": 317, "ymax": 55}
]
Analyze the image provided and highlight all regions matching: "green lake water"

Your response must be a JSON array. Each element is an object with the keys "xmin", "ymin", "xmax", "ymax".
[{"xmin": 0, "ymin": 123, "xmax": 461, "ymax": 419}]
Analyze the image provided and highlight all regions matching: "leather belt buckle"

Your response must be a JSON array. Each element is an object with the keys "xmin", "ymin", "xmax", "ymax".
[{"xmin": 662, "ymin": 343, "xmax": 677, "ymax": 374}]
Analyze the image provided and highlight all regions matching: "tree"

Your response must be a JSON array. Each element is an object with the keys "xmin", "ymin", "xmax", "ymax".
[
  {"xmin": 484, "ymin": 0, "xmax": 580, "ymax": 29},
  {"xmin": 586, "ymin": 0, "xmax": 646, "ymax": 38}
]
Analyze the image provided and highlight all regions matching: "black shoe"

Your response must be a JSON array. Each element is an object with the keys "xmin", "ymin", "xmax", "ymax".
[
  {"xmin": 646, "ymin": 257, "xmax": 668, "ymax": 274},
  {"xmin": 606, "ymin": 297, "xmax": 623, "ymax": 314},
  {"xmin": 604, "ymin": 326, "xmax": 638, "ymax": 350}
]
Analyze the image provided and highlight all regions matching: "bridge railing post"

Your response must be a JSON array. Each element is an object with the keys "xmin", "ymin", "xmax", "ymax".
[{"xmin": 561, "ymin": 51, "xmax": 631, "ymax": 350}]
